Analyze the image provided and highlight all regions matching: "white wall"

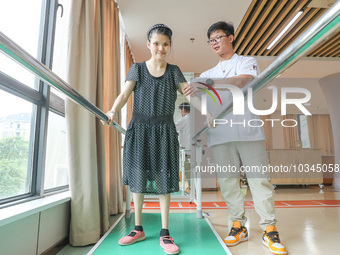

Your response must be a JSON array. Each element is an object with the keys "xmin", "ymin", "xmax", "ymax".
[
  {"xmin": 0, "ymin": 202, "xmax": 70, "ymax": 255},
  {"xmin": 0, "ymin": 214, "xmax": 39, "ymax": 255},
  {"xmin": 320, "ymin": 73, "xmax": 340, "ymax": 189}
]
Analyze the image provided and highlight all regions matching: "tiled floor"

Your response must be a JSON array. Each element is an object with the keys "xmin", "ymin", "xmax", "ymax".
[{"xmin": 56, "ymin": 185, "xmax": 340, "ymax": 255}]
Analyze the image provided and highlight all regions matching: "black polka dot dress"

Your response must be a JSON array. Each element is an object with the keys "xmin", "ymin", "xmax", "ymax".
[{"xmin": 123, "ymin": 61, "xmax": 187, "ymax": 194}]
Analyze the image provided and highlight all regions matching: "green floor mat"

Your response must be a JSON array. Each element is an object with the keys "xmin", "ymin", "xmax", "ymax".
[{"xmin": 91, "ymin": 213, "xmax": 229, "ymax": 255}]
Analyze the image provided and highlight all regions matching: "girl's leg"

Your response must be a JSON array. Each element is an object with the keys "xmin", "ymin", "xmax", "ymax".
[
  {"xmin": 159, "ymin": 193, "xmax": 170, "ymax": 229},
  {"xmin": 159, "ymin": 193, "xmax": 179, "ymax": 254},
  {"xmin": 133, "ymin": 192, "xmax": 145, "ymax": 226},
  {"xmin": 118, "ymin": 192, "xmax": 145, "ymax": 245}
]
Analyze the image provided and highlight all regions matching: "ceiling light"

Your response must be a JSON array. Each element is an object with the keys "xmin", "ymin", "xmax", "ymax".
[{"xmin": 267, "ymin": 10, "xmax": 304, "ymax": 50}]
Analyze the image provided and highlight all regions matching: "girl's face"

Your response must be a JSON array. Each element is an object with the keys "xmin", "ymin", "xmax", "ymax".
[{"xmin": 147, "ymin": 33, "xmax": 171, "ymax": 60}]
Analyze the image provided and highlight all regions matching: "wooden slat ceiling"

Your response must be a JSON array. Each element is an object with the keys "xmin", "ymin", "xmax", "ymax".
[{"xmin": 234, "ymin": 0, "xmax": 340, "ymax": 57}]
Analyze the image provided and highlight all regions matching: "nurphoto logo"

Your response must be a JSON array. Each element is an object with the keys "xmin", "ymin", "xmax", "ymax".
[{"xmin": 199, "ymin": 84, "xmax": 312, "ymax": 128}]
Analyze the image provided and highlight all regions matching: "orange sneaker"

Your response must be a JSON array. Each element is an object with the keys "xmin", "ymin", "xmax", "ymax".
[
  {"xmin": 223, "ymin": 221, "xmax": 248, "ymax": 246},
  {"xmin": 262, "ymin": 226, "xmax": 287, "ymax": 254}
]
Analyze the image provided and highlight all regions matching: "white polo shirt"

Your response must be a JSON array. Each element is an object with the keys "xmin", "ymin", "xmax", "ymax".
[{"xmin": 199, "ymin": 53, "xmax": 265, "ymax": 147}]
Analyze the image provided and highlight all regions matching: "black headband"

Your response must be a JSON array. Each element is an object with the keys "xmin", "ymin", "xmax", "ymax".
[{"xmin": 147, "ymin": 24, "xmax": 172, "ymax": 38}]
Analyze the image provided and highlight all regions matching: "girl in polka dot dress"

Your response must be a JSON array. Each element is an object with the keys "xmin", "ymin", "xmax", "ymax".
[{"xmin": 103, "ymin": 24, "xmax": 212, "ymax": 254}]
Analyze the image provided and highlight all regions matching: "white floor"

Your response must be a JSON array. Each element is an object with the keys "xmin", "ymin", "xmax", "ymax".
[{"xmin": 204, "ymin": 185, "xmax": 340, "ymax": 255}]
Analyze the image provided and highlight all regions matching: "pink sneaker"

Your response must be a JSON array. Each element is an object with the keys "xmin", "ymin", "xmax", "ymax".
[
  {"xmin": 118, "ymin": 230, "xmax": 145, "ymax": 245},
  {"xmin": 160, "ymin": 236, "xmax": 179, "ymax": 254}
]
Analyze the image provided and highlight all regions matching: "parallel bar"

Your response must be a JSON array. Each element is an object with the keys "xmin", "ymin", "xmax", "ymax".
[
  {"xmin": 193, "ymin": 0, "xmax": 340, "ymax": 140},
  {"xmin": 0, "ymin": 31, "xmax": 126, "ymax": 135},
  {"xmin": 195, "ymin": 145, "xmax": 203, "ymax": 219}
]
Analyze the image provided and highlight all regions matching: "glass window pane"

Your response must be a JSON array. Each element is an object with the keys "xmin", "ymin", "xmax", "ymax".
[
  {"xmin": 0, "ymin": 53, "xmax": 39, "ymax": 90},
  {"xmin": 0, "ymin": 90, "xmax": 36, "ymax": 200},
  {"xmin": 51, "ymin": 0, "xmax": 72, "ymax": 99},
  {"xmin": 0, "ymin": 0, "xmax": 44, "ymax": 90},
  {"xmin": 44, "ymin": 111, "xmax": 68, "ymax": 190}
]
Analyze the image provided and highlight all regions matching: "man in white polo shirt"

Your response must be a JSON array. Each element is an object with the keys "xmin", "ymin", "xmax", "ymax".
[{"xmin": 185, "ymin": 21, "xmax": 286, "ymax": 255}]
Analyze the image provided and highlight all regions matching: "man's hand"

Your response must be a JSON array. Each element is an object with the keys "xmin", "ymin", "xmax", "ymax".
[{"xmin": 206, "ymin": 112, "xmax": 216, "ymax": 128}]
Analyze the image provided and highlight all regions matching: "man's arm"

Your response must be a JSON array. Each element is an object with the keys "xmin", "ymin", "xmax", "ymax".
[
  {"xmin": 184, "ymin": 56, "xmax": 258, "ymax": 95},
  {"xmin": 175, "ymin": 117, "xmax": 185, "ymax": 129},
  {"xmin": 214, "ymin": 75, "xmax": 254, "ymax": 88},
  {"xmin": 184, "ymin": 75, "xmax": 253, "ymax": 96}
]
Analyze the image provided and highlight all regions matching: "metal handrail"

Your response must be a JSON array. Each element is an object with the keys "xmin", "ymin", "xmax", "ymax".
[
  {"xmin": 0, "ymin": 31, "xmax": 126, "ymax": 135},
  {"xmin": 193, "ymin": 0, "xmax": 340, "ymax": 140}
]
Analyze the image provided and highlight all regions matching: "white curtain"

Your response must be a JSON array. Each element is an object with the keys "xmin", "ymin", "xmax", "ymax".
[
  {"xmin": 102, "ymin": 0, "xmax": 123, "ymax": 216},
  {"xmin": 65, "ymin": 0, "xmax": 109, "ymax": 246}
]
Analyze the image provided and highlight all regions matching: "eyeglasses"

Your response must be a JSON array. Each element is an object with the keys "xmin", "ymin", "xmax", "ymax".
[{"xmin": 207, "ymin": 35, "xmax": 229, "ymax": 45}]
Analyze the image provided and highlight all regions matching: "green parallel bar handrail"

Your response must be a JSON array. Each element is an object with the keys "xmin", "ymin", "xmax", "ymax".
[{"xmin": 0, "ymin": 31, "xmax": 126, "ymax": 135}]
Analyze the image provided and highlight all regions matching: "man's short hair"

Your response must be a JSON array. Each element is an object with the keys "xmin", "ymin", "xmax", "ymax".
[
  {"xmin": 207, "ymin": 21, "xmax": 235, "ymax": 47},
  {"xmin": 179, "ymin": 102, "xmax": 190, "ymax": 112}
]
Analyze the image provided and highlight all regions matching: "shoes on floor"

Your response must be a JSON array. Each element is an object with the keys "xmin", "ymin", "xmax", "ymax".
[
  {"xmin": 223, "ymin": 221, "xmax": 248, "ymax": 246},
  {"xmin": 118, "ymin": 229, "xmax": 145, "ymax": 245},
  {"xmin": 262, "ymin": 226, "xmax": 287, "ymax": 254},
  {"xmin": 160, "ymin": 235, "xmax": 179, "ymax": 254}
]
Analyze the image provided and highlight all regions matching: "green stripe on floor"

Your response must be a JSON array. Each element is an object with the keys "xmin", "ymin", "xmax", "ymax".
[{"xmin": 92, "ymin": 213, "xmax": 228, "ymax": 255}]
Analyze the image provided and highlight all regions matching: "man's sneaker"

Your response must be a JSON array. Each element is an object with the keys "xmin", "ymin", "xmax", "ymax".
[
  {"xmin": 223, "ymin": 221, "xmax": 248, "ymax": 246},
  {"xmin": 160, "ymin": 235, "xmax": 179, "ymax": 254},
  {"xmin": 262, "ymin": 226, "xmax": 287, "ymax": 254},
  {"xmin": 118, "ymin": 230, "xmax": 145, "ymax": 245}
]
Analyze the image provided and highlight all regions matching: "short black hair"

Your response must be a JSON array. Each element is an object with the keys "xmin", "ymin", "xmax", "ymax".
[
  {"xmin": 179, "ymin": 102, "xmax": 190, "ymax": 112},
  {"xmin": 207, "ymin": 21, "xmax": 235, "ymax": 47}
]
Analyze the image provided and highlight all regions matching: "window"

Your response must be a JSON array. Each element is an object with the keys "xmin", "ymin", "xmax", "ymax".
[
  {"xmin": 0, "ymin": 91, "xmax": 36, "ymax": 200},
  {"xmin": 44, "ymin": 111, "xmax": 68, "ymax": 190},
  {"xmin": 43, "ymin": 0, "xmax": 71, "ymax": 192},
  {"xmin": 0, "ymin": 0, "xmax": 44, "ymax": 90},
  {"xmin": 51, "ymin": 0, "xmax": 72, "ymax": 100},
  {"xmin": 0, "ymin": 0, "xmax": 62, "ymax": 206}
]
